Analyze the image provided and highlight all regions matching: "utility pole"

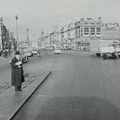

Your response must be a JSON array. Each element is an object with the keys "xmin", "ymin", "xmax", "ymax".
[
  {"xmin": 10, "ymin": 32, "xmax": 14, "ymax": 55},
  {"xmin": 41, "ymin": 29, "xmax": 44, "ymax": 47},
  {"xmin": 26, "ymin": 28, "xmax": 29, "ymax": 44},
  {"xmin": 15, "ymin": 15, "xmax": 19, "ymax": 50}
]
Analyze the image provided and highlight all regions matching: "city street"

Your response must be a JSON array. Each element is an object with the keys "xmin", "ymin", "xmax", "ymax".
[
  {"xmin": 1, "ymin": 0, "xmax": 120, "ymax": 120},
  {"xmin": 12, "ymin": 51, "xmax": 120, "ymax": 120}
]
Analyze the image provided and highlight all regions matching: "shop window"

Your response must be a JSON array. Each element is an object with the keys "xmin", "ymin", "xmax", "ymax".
[
  {"xmin": 84, "ymin": 22, "xmax": 89, "ymax": 25},
  {"xmin": 90, "ymin": 27, "xmax": 95, "ymax": 35},
  {"xmin": 96, "ymin": 27, "xmax": 101, "ymax": 35},
  {"xmin": 84, "ymin": 28, "xmax": 89, "ymax": 35},
  {"xmin": 96, "ymin": 22, "xmax": 101, "ymax": 26},
  {"xmin": 81, "ymin": 28, "xmax": 83, "ymax": 32},
  {"xmin": 91, "ymin": 23, "xmax": 95, "ymax": 25},
  {"xmin": 81, "ymin": 33, "xmax": 83, "ymax": 36}
]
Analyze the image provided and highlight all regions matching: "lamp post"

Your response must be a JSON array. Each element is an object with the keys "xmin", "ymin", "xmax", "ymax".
[
  {"xmin": 10, "ymin": 32, "xmax": 15, "ymax": 55},
  {"xmin": 15, "ymin": 15, "xmax": 19, "ymax": 50},
  {"xmin": 26, "ymin": 28, "xmax": 29, "ymax": 44}
]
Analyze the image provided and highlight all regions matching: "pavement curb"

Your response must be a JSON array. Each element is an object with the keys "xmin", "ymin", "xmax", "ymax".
[{"xmin": 9, "ymin": 71, "xmax": 52, "ymax": 120}]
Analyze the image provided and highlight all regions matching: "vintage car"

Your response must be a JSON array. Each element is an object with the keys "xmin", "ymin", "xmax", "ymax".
[{"xmin": 54, "ymin": 46, "xmax": 62, "ymax": 54}]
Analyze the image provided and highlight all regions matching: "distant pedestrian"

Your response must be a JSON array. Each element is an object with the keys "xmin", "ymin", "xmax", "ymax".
[
  {"xmin": 0, "ymin": 50, "xmax": 2, "ymax": 56},
  {"xmin": 4, "ymin": 50, "xmax": 8, "ymax": 57},
  {"xmin": 11, "ymin": 51, "xmax": 25, "ymax": 93},
  {"xmin": 44, "ymin": 48, "xmax": 47, "ymax": 55},
  {"xmin": 37, "ymin": 48, "xmax": 41, "ymax": 57}
]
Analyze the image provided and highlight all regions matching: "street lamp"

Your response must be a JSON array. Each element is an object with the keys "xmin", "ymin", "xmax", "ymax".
[
  {"xmin": 26, "ymin": 28, "xmax": 29, "ymax": 44},
  {"xmin": 15, "ymin": 15, "xmax": 19, "ymax": 50},
  {"xmin": 10, "ymin": 32, "xmax": 15, "ymax": 55}
]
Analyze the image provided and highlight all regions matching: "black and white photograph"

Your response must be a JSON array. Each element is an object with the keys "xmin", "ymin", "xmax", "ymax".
[{"xmin": 0, "ymin": 0, "xmax": 120, "ymax": 120}]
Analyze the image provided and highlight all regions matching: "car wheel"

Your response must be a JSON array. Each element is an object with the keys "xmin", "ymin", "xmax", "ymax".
[{"xmin": 96, "ymin": 53, "xmax": 101, "ymax": 57}]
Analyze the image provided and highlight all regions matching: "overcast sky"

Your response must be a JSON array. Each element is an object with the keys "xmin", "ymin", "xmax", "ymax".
[{"xmin": 0, "ymin": 0, "xmax": 120, "ymax": 41}]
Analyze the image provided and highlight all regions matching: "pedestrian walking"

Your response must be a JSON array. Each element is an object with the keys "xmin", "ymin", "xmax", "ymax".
[
  {"xmin": 44, "ymin": 47, "xmax": 47, "ymax": 55},
  {"xmin": 0, "ymin": 50, "xmax": 2, "ymax": 56},
  {"xmin": 10, "ymin": 51, "xmax": 25, "ymax": 92}
]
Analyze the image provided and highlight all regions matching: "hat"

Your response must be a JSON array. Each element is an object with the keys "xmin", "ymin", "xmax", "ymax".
[{"xmin": 15, "ymin": 51, "xmax": 20, "ymax": 55}]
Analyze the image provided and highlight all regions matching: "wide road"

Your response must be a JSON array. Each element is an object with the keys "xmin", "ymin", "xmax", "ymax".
[{"xmin": 11, "ymin": 51, "xmax": 120, "ymax": 120}]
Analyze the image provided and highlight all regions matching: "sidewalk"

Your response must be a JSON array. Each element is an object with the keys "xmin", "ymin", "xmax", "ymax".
[
  {"xmin": 0, "ymin": 57, "xmax": 11, "ymax": 66},
  {"xmin": 0, "ymin": 70, "xmax": 52, "ymax": 120}
]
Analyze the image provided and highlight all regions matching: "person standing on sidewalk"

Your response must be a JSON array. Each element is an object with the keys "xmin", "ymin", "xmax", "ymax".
[
  {"xmin": 37, "ymin": 48, "xmax": 41, "ymax": 57},
  {"xmin": 11, "ymin": 51, "xmax": 25, "ymax": 92}
]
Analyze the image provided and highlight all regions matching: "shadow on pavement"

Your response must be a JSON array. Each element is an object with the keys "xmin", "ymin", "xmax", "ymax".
[{"xmin": 36, "ymin": 96, "xmax": 120, "ymax": 120}]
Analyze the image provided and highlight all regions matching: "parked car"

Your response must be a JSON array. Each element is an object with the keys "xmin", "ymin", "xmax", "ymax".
[
  {"xmin": 31, "ymin": 50, "xmax": 37, "ymax": 55},
  {"xmin": 24, "ymin": 51, "xmax": 33, "ymax": 57},
  {"xmin": 45, "ymin": 45, "xmax": 54, "ymax": 51},
  {"xmin": 66, "ymin": 47, "xmax": 72, "ymax": 50},
  {"xmin": 90, "ymin": 39, "xmax": 120, "ymax": 59},
  {"xmin": 54, "ymin": 47, "xmax": 62, "ymax": 54}
]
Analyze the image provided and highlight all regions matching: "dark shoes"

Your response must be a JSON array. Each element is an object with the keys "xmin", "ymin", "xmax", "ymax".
[{"xmin": 15, "ymin": 87, "xmax": 22, "ymax": 92}]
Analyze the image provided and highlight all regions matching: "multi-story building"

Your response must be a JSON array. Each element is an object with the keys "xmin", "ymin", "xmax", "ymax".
[
  {"xmin": 43, "ymin": 33, "xmax": 51, "ymax": 45},
  {"xmin": 43, "ymin": 32, "xmax": 55, "ymax": 45},
  {"xmin": 58, "ymin": 17, "xmax": 103, "ymax": 50},
  {"xmin": 39, "ymin": 17, "xmax": 120, "ymax": 50},
  {"xmin": 41, "ymin": 27, "xmax": 60, "ymax": 47},
  {"xmin": 102, "ymin": 23, "xmax": 120, "ymax": 40},
  {"xmin": 75, "ymin": 17, "xmax": 102, "ymax": 40},
  {"xmin": 58, "ymin": 23, "xmax": 76, "ymax": 49},
  {"xmin": 0, "ymin": 18, "xmax": 12, "ymax": 51}
]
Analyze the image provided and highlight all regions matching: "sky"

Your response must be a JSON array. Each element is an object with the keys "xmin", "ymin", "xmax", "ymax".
[{"xmin": 0, "ymin": 0, "xmax": 120, "ymax": 41}]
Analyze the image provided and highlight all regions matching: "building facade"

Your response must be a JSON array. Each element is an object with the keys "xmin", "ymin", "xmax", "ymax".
[
  {"xmin": 39, "ymin": 17, "xmax": 120, "ymax": 50},
  {"xmin": 58, "ymin": 17, "xmax": 103, "ymax": 50},
  {"xmin": 102, "ymin": 23, "xmax": 120, "ymax": 40},
  {"xmin": 0, "ymin": 18, "xmax": 14, "ymax": 52}
]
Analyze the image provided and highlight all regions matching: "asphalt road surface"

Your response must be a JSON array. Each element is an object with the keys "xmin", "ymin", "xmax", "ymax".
[{"xmin": 7, "ymin": 51, "xmax": 120, "ymax": 119}]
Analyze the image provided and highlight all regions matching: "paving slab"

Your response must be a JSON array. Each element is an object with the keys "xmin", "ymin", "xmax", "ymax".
[{"xmin": 0, "ymin": 70, "xmax": 52, "ymax": 120}]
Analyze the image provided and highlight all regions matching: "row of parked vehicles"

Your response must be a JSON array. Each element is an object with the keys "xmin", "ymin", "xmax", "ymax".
[
  {"xmin": 21, "ymin": 48, "xmax": 38, "ymax": 63},
  {"xmin": 90, "ymin": 39, "xmax": 120, "ymax": 59},
  {"xmin": 21, "ymin": 45, "xmax": 62, "ymax": 63},
  {"xmin": 9, "ymin": 44, "xmax": 62, "ymax": 65},
  {"xmin": 38, "ymin": 45, "xmax": 62, "ymax": 54}
]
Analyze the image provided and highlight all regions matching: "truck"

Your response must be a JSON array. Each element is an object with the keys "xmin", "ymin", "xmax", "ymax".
[{"xmin": 90, "ymin": 39, "xmax": 120, "ymax": 59}]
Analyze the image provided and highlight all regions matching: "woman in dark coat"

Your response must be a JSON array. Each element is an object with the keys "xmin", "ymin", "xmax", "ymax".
[{"xmin": 11, "ymin": 51, "xmax": 25, "ymax": 92}]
